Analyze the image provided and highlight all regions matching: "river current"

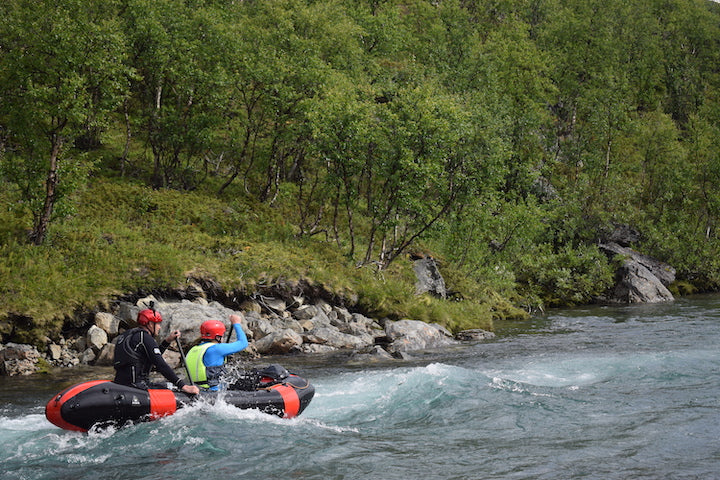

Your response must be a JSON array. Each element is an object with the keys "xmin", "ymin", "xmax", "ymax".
[{"xmin": 1, "ymin": 295, "xmax": 719, "ymax": 479}]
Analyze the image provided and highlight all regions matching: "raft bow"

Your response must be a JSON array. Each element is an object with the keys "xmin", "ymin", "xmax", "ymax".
[{"xmin": 45, "ymin": 372, "xmax": 314, "ymax": 432}]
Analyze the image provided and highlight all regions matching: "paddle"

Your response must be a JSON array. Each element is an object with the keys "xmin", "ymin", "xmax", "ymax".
[
  {"xmin": 225, "ymin": 322, "xmax": 233, "ymax": 343},
  {"xmin": 175, "ymin": 337, "xmax": 195, "ymax": 388}
]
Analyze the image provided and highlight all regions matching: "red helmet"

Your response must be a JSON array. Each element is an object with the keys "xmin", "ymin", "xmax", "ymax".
[
  {"xmin": 200, "ymin": 320, "xmax": 226, "ymax": 340},
  {"xmin": 137, "ymin": 308, "xmax": 163, "ymax": 326}
]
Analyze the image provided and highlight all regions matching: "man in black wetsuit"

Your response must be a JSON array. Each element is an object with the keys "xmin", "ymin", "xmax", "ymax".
[{"xmin": 113, "ymin": 307, "xmax": 199, "ymax": 395}]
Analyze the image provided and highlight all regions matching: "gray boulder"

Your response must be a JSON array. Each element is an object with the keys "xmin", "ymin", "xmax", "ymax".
[
  {"xmin": 385, "ymin": 319, "xmax": 456, "ymax": 353},
  {"xmin": 162, "ymin": 348, "xmax": 181, "ymax": 369},
  {"xmin": 303, "ymin": 326, "xmax": 373, "ymax": 350},
  {"xmin": 333, "ymin": 306, "xmax": 354, "ymax": 323},
  {"xmin": 257, "ymin": 296, "xmax": 287, "ymax": 314},
  {"xmin": 80, "ymin": 348, "xmax": 96, "ymax": 365},
  {"xmin": 95, "ymin": 312, "xmax": 120, "ymax": 337},
  {"xmin": 347, "ymin": 345, "xmax": 395, "ymax": 363},
  {"xmin": 456, "ymin": 329, "xmax": 496, "ymax": 341},
  {"xmin": 86, "ymin": 325, "xmax": 108, "ymax": 352},
  {"xmin": 254, "ymin": 329, "xmax": 303, "ymax": 354},
  {"xmin": 299, "ymin": 343, "xmax": 337, "ymax": 354},
  {"xmin": 600, "ymin": 242, "xmax": 675, "ymax": 303},
  {"xmin": 601, "ymin": 242, "xmax": 675, "ymax": 286},
  {"xmin": 611, "ymin": 261, "xmax": 674, "ymax": 303},
  {"xmin": 293, "ymin": 304, "xmax": 320, "ymax": 321},
  {"xmin": 244, "ymin": 311, "xmax": 276, "ymax": 340},
  {"xmin": 601, "ymin": 223, "xmax": 641, "ymax": 247},
  {"xmin": 308, "ymin": 309, "xmax": 333, "ymax": 328},
  {"xmin": 413, "ymin": 257, "xmax": 447, "ymax": 299},
  {"xmin": 95, "ymin": 343, "xmax": 115, "ymax": 366},
  {"xmin": 279, "ymin": 318, "xmax": 304, "ymax": 335},
  {"xmin": 48, "ymin": 343, "xmax": 63, "ymax": 361},
  {"xmin": 153, "ymin": 299, "xmax": 239, "ymax": 343},
  {"xmin": 0, "ymin": 343, "xmax": 41, "ymax": 376}
]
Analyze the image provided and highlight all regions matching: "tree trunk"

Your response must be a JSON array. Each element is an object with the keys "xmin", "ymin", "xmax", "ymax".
[
  {"xmin": 31, "ymin": 135, "xmax": 63, "ymax": 245},
  {"xmin": 121, "ymin": 101, "xmax": 131, "ymax": 177}
]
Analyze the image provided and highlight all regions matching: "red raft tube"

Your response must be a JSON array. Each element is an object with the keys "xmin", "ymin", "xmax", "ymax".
[{"xmin": 45, "ymin": 370, "xmax": 314, "ymax": 432}]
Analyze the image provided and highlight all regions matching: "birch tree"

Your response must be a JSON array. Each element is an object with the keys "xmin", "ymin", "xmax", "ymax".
[{"xmin": 0, "ymin": 0, "xmax": 131, "ymax": 244}]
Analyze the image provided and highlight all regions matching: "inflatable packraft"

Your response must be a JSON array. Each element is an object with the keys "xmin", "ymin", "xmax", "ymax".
[{"xmin": 45, "ymin": 366, "xmax": 314, "ymax": 432}]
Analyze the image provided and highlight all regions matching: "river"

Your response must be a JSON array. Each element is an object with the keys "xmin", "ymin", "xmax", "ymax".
[{"xmin": 2, "ymin": 295, "xmax": 719, "ymax": 479}]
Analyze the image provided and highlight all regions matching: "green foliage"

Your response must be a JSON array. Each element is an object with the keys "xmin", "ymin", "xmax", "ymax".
[
  {"xmin": 0, "ymin": 0, "xmax": 132, "ymax": 243},
  {"xmin": 121, "ymin": 0, "xmax": 234, "ymax": 189},
  {"xmin": 351, "ymin": 258, "xmax": 505, "ymax": 332},
  {"xmin": 3, "ymin": 0, "xmax": 720, "ymax": 345},
  {"xmin": 515, "ymin": 244, "xmax": 615, "ymax": 308}
]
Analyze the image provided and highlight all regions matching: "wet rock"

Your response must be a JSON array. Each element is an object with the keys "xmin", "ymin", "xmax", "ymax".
[
  {"xmin": 393, "ymin": 351, "xmax": 414, "ymax": 360},
  {"xmin": 455, "ymin": 329, "xmax": 496, "ymax": 341},
  {"xmin": 385, "ymin": 319, "xmax": 456, "ymax": 353},
  {"xmin": 348, "ymin": 345, "xmax": 395, "ymax": 362}
]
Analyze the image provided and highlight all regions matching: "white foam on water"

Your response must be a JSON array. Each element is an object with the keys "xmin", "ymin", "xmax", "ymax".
[{"xmin": 0, "ymin": 413, "xmax": 49, "ymax": 432}]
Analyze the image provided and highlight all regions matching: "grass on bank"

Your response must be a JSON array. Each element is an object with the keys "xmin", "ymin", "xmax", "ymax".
[{"xmin": 0, "ymin": 177, "xmax": 523, "ymax": 346}]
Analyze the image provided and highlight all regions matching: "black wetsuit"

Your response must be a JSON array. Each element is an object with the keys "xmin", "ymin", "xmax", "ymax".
[{"xmin": 113, "ymin": 327, "xmax": 186, "ymax": 390}]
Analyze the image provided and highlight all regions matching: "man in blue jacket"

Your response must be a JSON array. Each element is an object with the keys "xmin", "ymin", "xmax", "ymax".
[{"xmin": 185, "ymin": 313, "xmax": 249, "ymax": 390}]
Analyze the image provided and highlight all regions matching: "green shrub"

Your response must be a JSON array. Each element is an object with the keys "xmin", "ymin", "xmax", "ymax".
[{"xmin": 515, "ymin": 243, "xmax": 614, "ymax": 308}]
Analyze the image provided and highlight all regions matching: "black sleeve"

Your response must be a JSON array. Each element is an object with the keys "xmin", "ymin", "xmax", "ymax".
[{"xmin": 143, "ymin": 336, "xmax": 185, "ymax": 387}]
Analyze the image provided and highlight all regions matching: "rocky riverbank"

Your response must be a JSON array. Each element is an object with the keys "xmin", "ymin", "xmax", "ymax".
[
  {"xmin": 0, "ymin": 239, "xmax": 679, "ymax": 377},
  {"xmin": 0, "ymin": 292, "xmax": 495, "ymax": 377}
]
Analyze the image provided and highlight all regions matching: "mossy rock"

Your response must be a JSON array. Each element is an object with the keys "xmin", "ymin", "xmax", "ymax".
[{"xmin": 669, "ymin": 281, "xmax": 698, "ymax": 296}]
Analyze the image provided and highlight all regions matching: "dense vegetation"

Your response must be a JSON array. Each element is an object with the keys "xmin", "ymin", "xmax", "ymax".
[{"xmin": 2, "ymin": 0, "xmax": 720, "ymax": 346}]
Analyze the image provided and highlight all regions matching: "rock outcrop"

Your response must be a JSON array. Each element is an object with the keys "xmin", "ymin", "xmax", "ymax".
[
  {"xmin": 600, "ymin": 242, "xmax": 675, "ymax": 303},
  {"xmin": 413, "ymin": 257, "xmax": 447, "ymax": 299}
]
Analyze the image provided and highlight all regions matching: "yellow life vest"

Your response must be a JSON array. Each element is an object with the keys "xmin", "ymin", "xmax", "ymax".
[{"xmin": 185, "ymin": 342, "xmax": 214, "ymax": 389}]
